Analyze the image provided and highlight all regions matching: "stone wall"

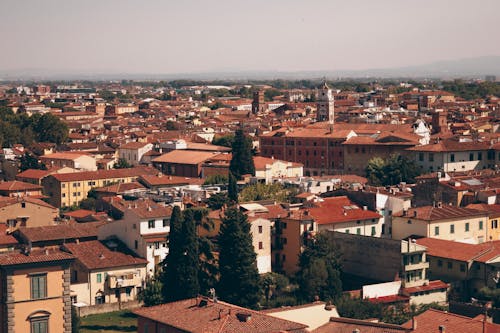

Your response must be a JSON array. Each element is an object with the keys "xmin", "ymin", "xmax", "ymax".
[{"xmin": 77, "ymin": 300, "xmax": 142, "ymax": 317}]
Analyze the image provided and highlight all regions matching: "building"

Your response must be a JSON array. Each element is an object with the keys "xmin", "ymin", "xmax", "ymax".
[
  {"xmin": 0, "ymin": 180, "xmax": 43, "ymax": 197},
  {"xmin": 0, "ymin": 197, "xmax": 58, "ymax": 231},
  {"xmin": 252, "ymin": 90, "xmax": 266, "ymax": 114},
  {"xmin": 253, "ymin": 156, "xmax": 303, "ymax": 184},
  {"xmin": 40, "ymin": 152, "xmax": 98, "ymax": 171},
  {"xmin": 117, "ymin": 142, "xmax": 153, "ymax": 166},
  {"xmin": 392, "ymin": 205, "xmax": 489, "ymax": 244},
  {"xmin": 0, "ymin": 248, "xmax": 74, "ymax": 333},
  {"xmin": 316, "ymin": 82, "xmax": 334, "ymax": 123},
  {"xmin": 416, "ymin": 237, "xmax": 500, "ymax": 301},
  {"xmin": 314, "ymin": 317, "xmax": 411, "ymax": 333},
  {"xmin": 98, "ymin": 197, "xmax": 172, "ymax": 275},
  {"xmin": 63, "ymin": 240, "xmax": 147, "ymax": 307},
  {"xmin": 134, "ymin": 297, "xmax": 309, "ymax": 333},
  {"xmin": 152, "ymin": 150, "xmax": 222, "ymax": 178},
  {"xmin": 41, "ymin": 166, "xmax": 158, "ymax": 208},
  {"xmin": 466, "ymin": 204, "xmax": 500, "ymax": 241}
]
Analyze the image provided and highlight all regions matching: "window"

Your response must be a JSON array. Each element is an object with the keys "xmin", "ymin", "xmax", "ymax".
[
  {"xmin": 126, "ymin": 287, "xmax": 132, "ymax": 296},
  {"xmin": 465, "ymin": 223, "xmax": 470, "ymax": 232},
  {"xmin": 437, "ymin": 260, "xmax": 443, "ymax": 267},
  {"xmin": 450, "ymin": 224, "xmax": 455, "ymax": 234},
  {"xmin": 155, "ymin": 242, "xmax": 160, "ymax": 249},
  {"xmin": 419, "ymin": 153, "xmax": 424, "ymax": 161},
  {"xmin": 258, "ymin": 242, "xmax": 263, "ymax": 250},
  {"xmin": 31, "ymin": 318, "xmax": 48, "ymax": 333},
  {"xmin": 492, "ymin": 220, "xmax": 498, "ymax": 229},
  {"xmin": 356, "ymin": 228, "xmax": 361, "ymax": 235},
  {"xmin": 478, "ymin": 152, "xmax": 482, "ymax": 160},
  {"xmin": 134, "ymin": 240, "xmax": 138, "ymax": 249},
  {"xmin": 21, "ymin": 202, "xmax": 26, "ymax": 208},
  {"xmin": 345, "ymin": 229, "xmax": 350, "ymax": 234},
  {"xmin": 62, "ymin": 193, "xmax": 66, "ymax": 198},
  {"xmin": 460, "ymin": 264, "xmax": 466, "ymax": 272},
  {"xmin": 447, "ymin": 262, "xmax": 453, "ymax": 269},
  {"xmin": 31, "ymin": 274, "xmax": 47, "ymax": 299},
  {"xmin": 95, "ymin": 295, "xmax": 105, "ymax": 304},
  {"xmin": 61, "ymin": 183, "xmax": 66, "ymax": 188},
  {"xmin": 371, "ymin": 226, "xmax": 376, "ymax": 236},
  {"xmin": 434, "ymin": 226, "xmax": 439, "ymax": 236},
  {"xmin": 97, "ymin": 273, "xmax": 102, "ymax": 283},
  {"xmin": 163, "ymin": 219, "xmax": 168, "ymax": 227},
  {"xmin": 258, "ymin": 226, "xmax": 263, "ymax": 234},
  {"xmin": 469, "ymin": 153, "xmax": 474, "ymax": 161},
  {"xmin": 429, "ymin": 153, "xmax": 434, "ymax": 162},
  {"xmin": 450, "ymin": 154, "xmax": 455, "ymax": 162},
  {"xmin": 148, "ymin": 220, "xmax": 155, "ymax": 229},
  {"xmin": 479, "ymin": 221, "xmax": 483, "ymax": 230}
]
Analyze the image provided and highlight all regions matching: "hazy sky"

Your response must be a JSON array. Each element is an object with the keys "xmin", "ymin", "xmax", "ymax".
[{"xmin": 1, "ymin": 0, "xmax": 499, "ymax": 74}]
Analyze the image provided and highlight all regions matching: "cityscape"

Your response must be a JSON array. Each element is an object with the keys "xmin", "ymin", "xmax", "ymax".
[{"xmin": 1, "ymin": 1, "xmax": 500, "ymax": 333}]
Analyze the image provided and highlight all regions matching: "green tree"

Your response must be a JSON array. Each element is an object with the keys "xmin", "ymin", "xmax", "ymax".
[
  {"xmin": 239, "ymin": 183, "xmax": 292, "ymax": 203},
  {"xmin": 366, "ymin": 154, "xmax": 421, "ymax": 186},
  {"xmin": 297, "ymin": 232, "xmax": 342, "ymax": 302},
  {"xmin": 365, "ymin": 157, "xmax": 386, "ymax": 186},
  {"xmin": 218, "ymin": 207, "xmax": 261, "ymax": 308},
  {"xmin": 203, "ymin": 174, "xmax": 228, "ymax": 185},
  {"xmin": 162, "ymin": 206, "xmax": 183, "ymax": 302},
  {"xmin": 212, "ymin": 134, "xmax": 235, "ymax": 148},
  {"xmin": 206, "ymin": 192, "xmax": 230, "ymax": 210},
  {"xmin": 176, "ymin": 209, "xmax": 200, "ymax": 299},
  {"xmin": 114, "ymin": 158, "xmax": 132, "ymax": 169},
  {"xmin": 19, "ymin": 152, "xmax": 46, "ymax": 171},
  {"xmin": 230, "ymin": 129, "xmax": 255, "ymax": 179},
  {"xmin": 34, "ymin": 113, "xmax": 68, "ymax": 144},
  {"xmin": 227, "ymin": 172, "xmax": 238, "ymax": 203},
  {"xmin": 140, "ymin": 277, "xmax": 164, "ymax": 307},
  {"xmin": 79, "ymin": 197, "xmax": 96, "ymax": 211}
]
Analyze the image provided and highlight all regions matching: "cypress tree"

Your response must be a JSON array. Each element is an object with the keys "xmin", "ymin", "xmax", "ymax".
[
  {"xmin": 230, "ymin": 128, "xmax": 255, "ymax": 179},
  {"xmin": 162, "ymin": 206, "xmax": 182, "ymax": 302},
  {"xmin": 218, "ymin": 207, "xmax": 261, "ymax": 308},
  {"xmin": 176, "ymin": 209, "xmax": 200, "ymax": 299},
  {"xmin": 228, "ymin": 172, "xmax": 238, "ymax": 204}
]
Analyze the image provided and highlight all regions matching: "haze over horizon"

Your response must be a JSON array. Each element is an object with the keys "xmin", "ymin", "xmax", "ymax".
[{"xmin": 1, "ymin": 0, "xmax": 500, "ymax": 76}]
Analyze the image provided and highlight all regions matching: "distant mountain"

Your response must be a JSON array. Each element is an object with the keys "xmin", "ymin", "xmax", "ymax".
[{"xmin": 0, "ymin": 56, "xmax": 499, "ymax": 81}]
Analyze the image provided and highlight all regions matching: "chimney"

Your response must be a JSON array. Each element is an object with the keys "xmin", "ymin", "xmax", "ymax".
[
  {"xmin": 412, "ymin": 317, "xmax": 417, "ymax": 330},
  {"xmin": 439, "ymin": 325, "xmax": 445, "ymax": 333}
]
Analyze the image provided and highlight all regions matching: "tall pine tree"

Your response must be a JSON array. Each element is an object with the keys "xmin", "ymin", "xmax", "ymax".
[
  {"xmin": 218, "ymin": 207, "xmax": 261, "ymax": 308},
  {"xmin": 228, "ymin": 171, "xmax": 238, "ymax": 204},
  {"xmin": 176, "ymin": 209, "xmax": 200, "ymax": 299},
  {"xmin": 230, "ymin": 128, "xmax": 255, "ymax": 179},
  {"xmin": 162, "ymin": 206, "xmax": 182, "ymax": 302}
]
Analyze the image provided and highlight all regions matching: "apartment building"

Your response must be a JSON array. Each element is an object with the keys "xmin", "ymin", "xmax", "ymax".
[
  {"xmin": 117, "ymin": 142, "xmax": 153, "ymax": 166},
  {"xmin": 0, "ymin": 248, "xmax": 74, "ymax": 333},
  {"xmin": 0, "ymin": 197, "xmax": 58, "ymax": 231},
  {"xmin": 40, "ymin": 152, "xmax": 98, "ymax": 171},
  {"xmin": 41, "ymin": 166, "xmax": 158, "ymax": 207}
]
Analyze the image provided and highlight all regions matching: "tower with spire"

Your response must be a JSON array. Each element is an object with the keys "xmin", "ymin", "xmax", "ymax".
[{"xmin": 316, "ymin": 81, "xmax": 335, "ymax": 124}]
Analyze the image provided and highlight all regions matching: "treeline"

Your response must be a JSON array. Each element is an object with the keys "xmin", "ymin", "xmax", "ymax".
[{"xmin": 0, "ymin": 105, "xmax": 68, "ymax": 147}]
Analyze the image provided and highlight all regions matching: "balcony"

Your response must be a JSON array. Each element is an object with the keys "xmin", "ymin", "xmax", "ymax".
[
  {"xmin": 404, "ymin": 261, "xmax": 429, "ymax": 272},
  {"xmin": 106, "ymin": 273, "xmax": 142, "ymax": 289}
]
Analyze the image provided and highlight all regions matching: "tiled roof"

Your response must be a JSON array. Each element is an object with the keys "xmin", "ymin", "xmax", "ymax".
[
  {"xmin": 0, "ymin": 180, "xmax": 42, "ymax": 191},
  {"xmin": 16, "ymin": 168, "xmax": 54, "ymax": 180},
  {"xmin": 63, "ymin": 240, "xmax": 147, "ymax": 270},
  {"xmin": 94, "ymin": 181, "xmax": 145, "ymax": 193},
  {"xmin": 40, "ymin": 152, "xmax": 89, "ymax": 160},
  {"xmin": 402, "ymin": 280, "xmax": 449, "ymax": 294},
  {"xmin": 110, "ymin": 197, "xmax": 172, "ymax": 219},
  {"xmin": 0, "ymin": 248, "xmax": 74, "ymax": 266},
  {"xmin": 416, "ymin": 238, "xmax": 500, "ymax": 263},
  {"xmin": 134, "ymin": 297, "xmax": 309, "ymax": 333},
  {"xmin": 253, "ymin": 156, "xmax": 303, "ymax": 171},
  {"xmin": 394, "ymin": 205, "xmax": 487, "ymax": 221},
  {"xmin": 0, "ymin": 224, "xmax": 18, "ymax": 247},
  {"xmin": 152, "ymin": 150, "xmax": 221, "ymax": 165},
  {"xmin": 313, "ymin": 317, "xmax": 411, "ymax": 333},
  {"xmin": 0, "ymin": 196, "xmax": 56, "ymax": 210},
  {"xmin": 49, "ymin": 166, "xmax": 158, "ymax": 182},
  {"xmin": 119, "ymin": 142, "xmax": 151, "ymax": 149},
  {"xmin": 402, "ymin": 308, "xmax": 500, "ymax": 333},
  {"xmin": 17, "ymin": 222, "xmax": 104, "ymax": 242},
  {"xmin": 407, "ymin": 139, "xmax": 490, "ymax": 152},
  {"xmin": 307, "ymin": 196, "xmax": 381, "ymax": 225},
  {"xmin": 139, "ymin": 175, "xmax": 204, "ymax": 187}
]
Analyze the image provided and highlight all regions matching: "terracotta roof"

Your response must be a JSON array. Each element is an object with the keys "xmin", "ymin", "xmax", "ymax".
[
  {"xmin": 0, "ymin": 248, "xmax": 74, "ymax": 266},
  {"xmin": 307, "ymin": 196, "xmax": 381, "ymax": 225},
  {"xmin": 394, "ymin": 205, "xmax": 487, "ymax": 221},
  {"xmin": 49, "ymin": 166, "xmax": 158, "ymax": 182},
  {"xmin": 466, "ymin": 204, "xmax": 500, "ymax": 218},
  {"xmin": 368, "ymin": 294, "xmax": 410, "ymax": 304},
  {"xmin": 0, "ymin": 196, "xmax": 56, "ymax": 210},
  {"xmin": 0, "ymin": 224, "xmax": 18, "ymax": 247},
  {"xmin": 40, "ymin": 152, "xmax": 90, "ymax": 160},
  {"xmin": 94, "ymin": 181, "xmax": 145, "ymax": 194},
  {"xmin": 402, "ymin": 280, "xmax": 449, "ymax": 294},
  {"xmin": 16, "ymin": 169, "xmax": 54, "ymax": 180},
  {"xmin": 153, "ymin": 150, "xmax": 221, "ymax": 165},
  {"xmin": 139, "ymin": 175, "xmax": 204, "ymax": 187},
  {"xmin": 313, "ymin": 317, "xmax": 411, "ymax": 333},
  {"xmin": 119, "ymin": 142, "xmax": 151, "ymax": 149},
  {"xmin": 63, "ymin": 240, "xmax": 147, "ymax": 270},
  {"xmin": 110, "ymin": 197, "xmax": 172, "ymax": 219},
  {"xmin": 134, "ymin": 297, "xmax": 309, "ymax": 333},
  {"xmin": 17, "ymin": 222, "xmax": 104, "ymax": 242},
  {"xmin": 0, "ymin": 180, "xmax": 42, "ymax": 192},
  {"xmin": 253, "ymin": 156, "xmax": 303, "ymax": 171},
  {"xmin": 407, "ymin": 139, "xmax": 491, "ymax": 152},
  {"xmin": 62, "ymin": 209, "xmax": 95, "ymax": 219},
  {"xmin": 415, "ymin": 238, "xmax": 500, "ymax": 262},
  {"xmin": 402, "ymin": 308, "xmax": 500, "ymax": 333}
]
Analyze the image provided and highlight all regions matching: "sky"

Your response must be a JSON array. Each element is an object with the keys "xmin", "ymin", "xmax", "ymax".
[{"xmin": 1, "ymin": 0, "xmax": 499, "ymax": 75}]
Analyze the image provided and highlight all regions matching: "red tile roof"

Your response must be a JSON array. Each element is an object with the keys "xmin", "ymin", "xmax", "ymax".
[
  {"xmin": 416, "ymin": 238, "xmax": 500, "ymax": 263},
  {"xmin": 17, "ymin": 222, "xmax": 104, "ymax": 242},
  {"xmin": 402, "ymin": 280, "xmax": 449, "ymax": 295},
  {"xmin": 49, "ymin": 166, "xmax": 158, "ymax": 182},
  {"xmin": 0, "ymin": 196, "xmax": 56, "ymax": 209},
  {"xmin": 0, "ymin": 248, "xmax": 74, "ymax": 266},
  {"xmin": 139, "ymin": 175, "xmax": 204, "ymax": 187},
  {"xmin": 134, "ymin": 297, "xmax": 309, "ymax": 333},
  {"xmin": 313, "ymin": 317, "xmax": 411, "ymax": 333},
  {"xmin": 0, "ymin": 180, "xmax": 42, "ymax": 191},
  {"xmin": 402, "ymin": 308, "xmax": 500, "ymax": 333},
  {"xmin": 110, "ymin": 197, "xmax": 172, "ymax": 219},
  {"xmin": 63, "ymin": 240, "xmax": 147, "ymax": 270},
  {"xmin": 394, "ymin": 205, "xmax": 486, "ymax": 221},
  {"xmin": 307, "ymin": 196, "xmax": 381, "ymax": 225},
  {"xmin": 153, "ymin": 150, "xmax": 221, "ymax": 165}
]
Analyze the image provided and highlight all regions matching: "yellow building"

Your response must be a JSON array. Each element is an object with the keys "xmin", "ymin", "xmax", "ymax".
[
  {"xmin": 41, "ymin": 166, "xmax": 158, "ymax": 208},
  {"xmin": 392, "ymin": 205, "xmax": 489, "ymax": 244},
  {"xmin": 466, "ymin": 203, "xmax": 500, "ymax": 242},
  {"xmin": 0, "ymin": 197, "xmax": 58, "ymax": 231},
  {"xmin": 0, "ymin": 248, "xmax": 74, "ymax": 333}
]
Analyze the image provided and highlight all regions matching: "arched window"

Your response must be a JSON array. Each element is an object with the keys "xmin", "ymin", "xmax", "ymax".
[{"xmin": 27, "ymin": 310, "xmax": 51, "ymax": 333}]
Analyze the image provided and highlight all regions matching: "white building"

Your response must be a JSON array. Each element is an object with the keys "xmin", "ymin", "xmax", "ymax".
[{"xmin": 118, "ymin": 142, "xmax": 154, "ymax": 166}]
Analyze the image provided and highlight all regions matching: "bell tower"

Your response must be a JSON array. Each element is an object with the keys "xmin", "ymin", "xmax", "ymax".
[{"xmin": 316, "ymin": 81, "xmax": 334, "ymax": 123}]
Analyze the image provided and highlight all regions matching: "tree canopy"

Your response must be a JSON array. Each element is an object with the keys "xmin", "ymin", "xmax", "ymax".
[
  {"xmin": 366, "ymin": 154, "xmax": 421, "ymax": 186},
  {"xmin": 229, "ymin": 129, "xmax": 255, "ymax": 179}
]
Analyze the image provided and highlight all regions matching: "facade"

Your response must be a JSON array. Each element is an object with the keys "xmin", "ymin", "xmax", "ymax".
[
  {"xmin": 0, "ymin": 181, "xmax": 43, "ymax": 197},
  {"xmin": 63, "ymin": 240, "xmax": 147, "ymax": 306},
  {"xmin": 0, "ymin": 197, "xmax": 58, "ymax": 231},
  {"xmin": 253, "ymin": 156, "xmax": 303, "ymax": 184},
  {"xmin": 41, "ymin": 166, "xmax": 158, "ymax": 207},
  {"xmin": 98, "ymin": 198, "xmax": 172, "ymax": 275},
  {"xmin": 152, "ymin": 150, "xmax": 221, "ymax": 178},
  {"xmin": 40, "ymin": 153, "xmax": 98, "ymax": 171},
  {"xmin": 392, "ymin": 205, "xmax": 489, "ymax": 244},
  {"xmin": 117, "ymin": 142, "xmax": 153, "ymax": 166},
  {"xmin": 0, "ymin": 248, "xmax": 74, "ymax": 333},
  {"xmin": 466, "ymin": 203, "xmax": 500, "ymax": 241}
]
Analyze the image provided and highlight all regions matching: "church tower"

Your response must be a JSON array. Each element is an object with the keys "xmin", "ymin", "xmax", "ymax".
[
  {"xmin": 316, "ymin": 81, "xmax": 335, "ymax": 123},
  {"xmin": 252, "ymin": 90, "xmax": 266, "ymax": 114}
]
